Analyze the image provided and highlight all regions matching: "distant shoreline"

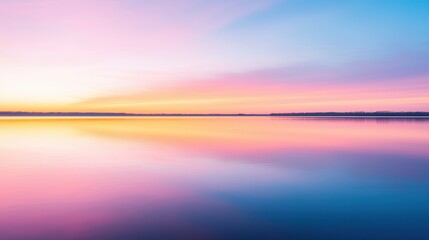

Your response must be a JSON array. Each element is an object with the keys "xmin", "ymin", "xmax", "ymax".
[{"xmin": 1, "ymin": 111, "xmax": 429, "ymax": 118}]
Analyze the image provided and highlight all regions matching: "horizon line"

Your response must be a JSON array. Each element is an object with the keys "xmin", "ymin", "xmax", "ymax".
[{"xmin": 1, "ymin": 111, "xmax": 429, "ymax": 117}]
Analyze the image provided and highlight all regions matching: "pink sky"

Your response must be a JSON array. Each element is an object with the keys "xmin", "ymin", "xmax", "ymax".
[{"xmin": 1, "ymin": 0, "xmax": 428, "ymax": 113}]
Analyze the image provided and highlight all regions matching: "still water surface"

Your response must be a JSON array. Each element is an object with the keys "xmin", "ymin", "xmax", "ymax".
[{"xmin": 0, "ymin": 117, "xmax": 428, "ymax": 239}]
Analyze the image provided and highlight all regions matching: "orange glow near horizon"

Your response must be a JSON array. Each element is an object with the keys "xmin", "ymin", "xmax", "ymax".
[
  {"xmin": 4, "ymin": 75, "xmax": 427, "ymax": 114},
  {"xmin": 67, "ymin": 76, "xmax": 429, "ymax": 113}
]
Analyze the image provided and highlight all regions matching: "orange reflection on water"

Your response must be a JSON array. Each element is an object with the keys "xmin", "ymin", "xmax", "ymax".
[{"xmin": 43, "ymin": 117, "xmax": 429, "ymax": 156}]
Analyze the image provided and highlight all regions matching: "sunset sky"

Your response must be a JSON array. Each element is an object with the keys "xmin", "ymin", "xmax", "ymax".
[{"xmin": 1, "ymin": 0, "xmax": 428, "ymax": 113}]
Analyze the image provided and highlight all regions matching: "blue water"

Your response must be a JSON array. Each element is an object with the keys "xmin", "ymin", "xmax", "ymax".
[{"xmin": 0, "ymin": 117, "xmax": 428, "ymax": 239}]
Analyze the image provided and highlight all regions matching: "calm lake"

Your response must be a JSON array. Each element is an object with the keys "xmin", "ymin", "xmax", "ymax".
[{"xmin": 0, "ymin": 117, "xmax": 428, "ymax": 240}]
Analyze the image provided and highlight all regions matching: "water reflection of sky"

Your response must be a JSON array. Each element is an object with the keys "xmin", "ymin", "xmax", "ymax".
[{"xmin": 0, "ymin": 117, "xmax": 428, "ymax": 239}]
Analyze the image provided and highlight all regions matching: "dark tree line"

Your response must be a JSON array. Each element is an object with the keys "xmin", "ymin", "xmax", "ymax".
[{"xmin": 270, "ymin": 112, "xmax": 429, "ymax": 117}]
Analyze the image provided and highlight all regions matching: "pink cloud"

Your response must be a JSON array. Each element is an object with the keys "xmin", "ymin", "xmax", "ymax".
[{"xmin": 72, "ymin": 51, "xmax": 429, "ymax": 113}]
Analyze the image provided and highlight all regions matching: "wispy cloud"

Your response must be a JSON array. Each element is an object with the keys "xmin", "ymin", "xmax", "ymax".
[{"xmin": 73, "ymin": 50, "xmax": 429, "ymax": 113}]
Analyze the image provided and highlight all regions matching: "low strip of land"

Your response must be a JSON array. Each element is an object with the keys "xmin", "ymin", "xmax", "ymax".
[
  {"xmin": 1, "ymin": 111, "xmax": 429, "ymax": 117},
  {"xmin": 270, "ymin": 112, "xmax": 429, "ymax": 117}
]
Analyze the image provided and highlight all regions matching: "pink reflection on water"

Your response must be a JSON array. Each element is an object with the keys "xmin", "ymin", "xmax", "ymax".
[{"xmin": 0, "ymin": 117, "xmax": 428, "ymax": 239}]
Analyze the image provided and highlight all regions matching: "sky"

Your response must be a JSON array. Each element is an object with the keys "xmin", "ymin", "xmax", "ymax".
[{"xmin": 0, "ymin": 0, "xmax": 428, "ymax": 113}]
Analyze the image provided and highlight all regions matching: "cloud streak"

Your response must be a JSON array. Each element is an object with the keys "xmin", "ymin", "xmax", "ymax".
[{"xmin": 73, "ymin": 50, "xmax": 429, "ymax": 113}]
